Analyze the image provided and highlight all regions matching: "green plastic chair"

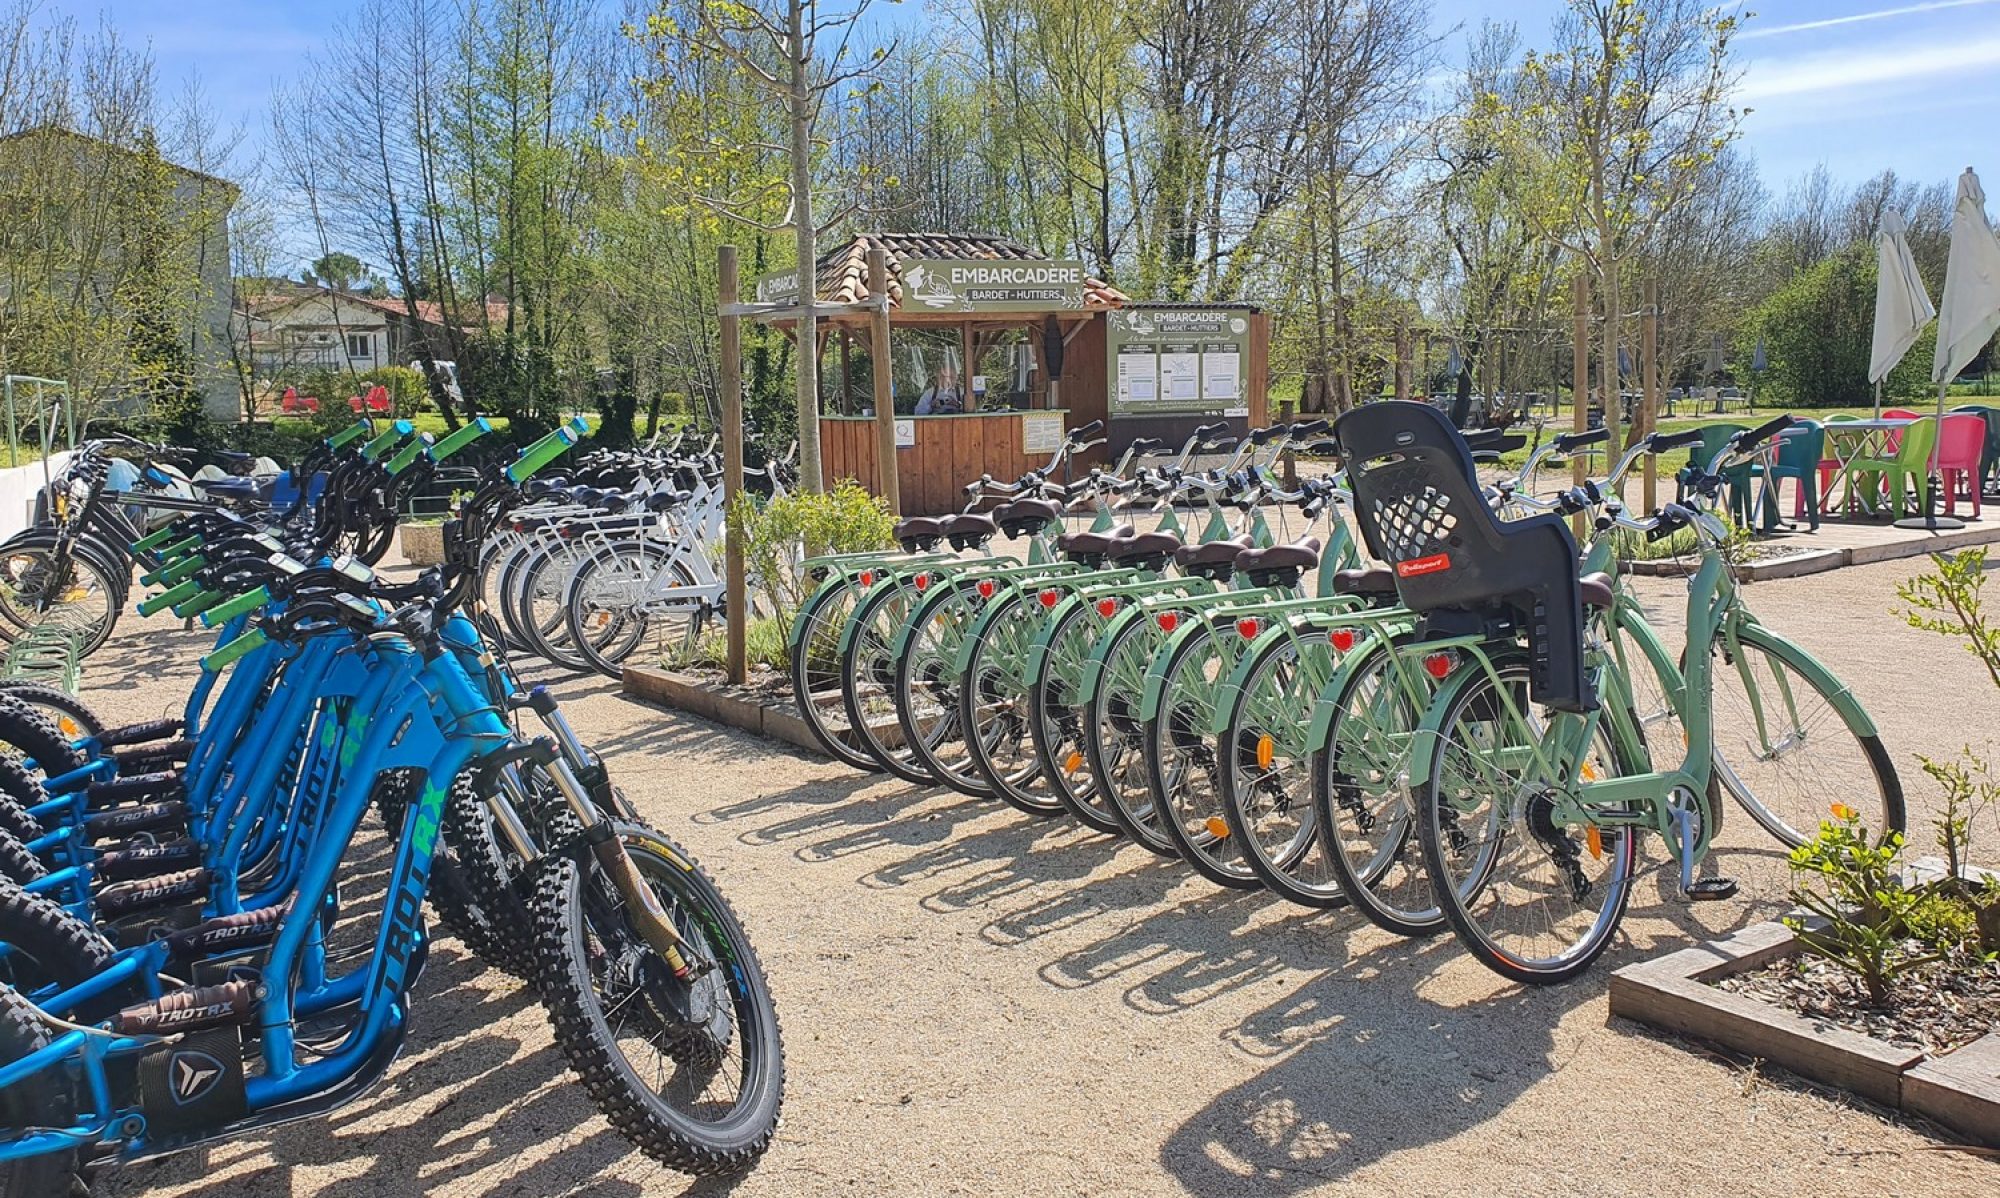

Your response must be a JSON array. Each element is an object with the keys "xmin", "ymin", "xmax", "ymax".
[
  {"xmin": 1752, "ymin": 420, "xmax": 1823, "ymax": 531},
  {"xmin": 1688, "ymin": 423, "xmax": 1754, "ymax": 528},
  {"xmin": 1847, "ymin": 416, "xmax": 1938, "ymax": 520}
]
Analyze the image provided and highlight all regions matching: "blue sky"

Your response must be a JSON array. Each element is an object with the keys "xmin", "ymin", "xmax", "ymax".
[{"xmin": 63, "ymin": 0, "xmax": 2000, "ymax": 197}]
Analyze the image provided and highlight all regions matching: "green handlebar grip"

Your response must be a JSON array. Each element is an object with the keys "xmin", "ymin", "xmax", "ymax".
[
  {"xmin": 428, "ymin": 417, "xmax": 492, "ymax": 462},
  {"xmin": 361, "ymin": 420, "xmax": 415, "ymax": 462},
  {"xmin": 387, "ymin": 434, "xmax": 433, "ymax": 477},
  {"xmin": 138, "ymin": 578, "xmax": 202, "ymax": 617},
  {"xmin": 132, "ymin": 523, "xmax": 183, "ymax": 553},
  {"xmin": 200, "ymin": 585, "xmax": 273, "ymax": 628},
  {"xmin": 172, "ymin": 590, "xmax": 223, "ymax": 619},
  {"xmin": 567, "ymin": 415, "xmax": 590, "ymax": 437},
  {"xmin": 327, "ymin": 420, "xmax": 373, "ymax": 450},
  {"xmin": 159, "ymin": 534, "xmax": 202, "ymax": 560},
  {"xmin": 202, "ymin": 627, "xmax": 268, "ymax": 671},
  {"xmin": 146, "ymin": 554, "xmax": 205, "ymax": 588},
  {"xmin": 504, "ymin": 425, "xmax": 580, "ymax": 484}
]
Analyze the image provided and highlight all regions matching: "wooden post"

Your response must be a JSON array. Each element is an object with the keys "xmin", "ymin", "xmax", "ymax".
[
  {"xmin": 961, "ymin": 321, "xmax": 978, "ymax": 412},
  {"xmin": 840, "ymin": 328, "xmax": 853, "ymax": 415},
  {"xmin": 1641, "ymin": 278, "xmax": 1660, "ymax": 513},
  {"xmin": 868, "ymin": 248, "xmax": 899, "ymax": 517},
  {"xmin": 1393, "ymin": 320, "xmax": 1412, "ymax": 402},
  {"xmin": 719, "ymin": 245, "xmax": 748, "ymax": 685},
  {"xmin": 1571, "ymin": 272, "xmax": 1591, "ymax": 539}
]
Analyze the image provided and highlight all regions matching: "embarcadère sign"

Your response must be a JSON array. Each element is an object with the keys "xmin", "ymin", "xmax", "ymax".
[{"xmin": 898, "ymin": 259, "xmax": 1087, "ymax": 313}]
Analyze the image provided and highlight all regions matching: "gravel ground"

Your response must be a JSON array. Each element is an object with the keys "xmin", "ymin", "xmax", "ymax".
[{"xmin": 80, "ymin": 553, "xmax": 2000, "ymax": 1198}]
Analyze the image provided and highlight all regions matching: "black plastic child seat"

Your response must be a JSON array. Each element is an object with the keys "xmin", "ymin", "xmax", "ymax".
[{"xmin": 1334, "ymin": 401, "xmax": 1595, "ymax": 714}]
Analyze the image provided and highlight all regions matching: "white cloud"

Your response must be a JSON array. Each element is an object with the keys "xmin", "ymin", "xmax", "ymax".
[
  {"xmin": 1741, "ymin": 34, "xmax": 2000, "ymax": 99},
  {"xmin": 1743, "ymin": 0, "xmax": 2000, "ymax": 39}
]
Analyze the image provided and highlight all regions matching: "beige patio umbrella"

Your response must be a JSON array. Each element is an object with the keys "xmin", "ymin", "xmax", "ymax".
[
  {"xmin": 1910, "ymin": 168, "xmax": 2000, "ymax": 528},
  {"xmin": 1869, "ymin": 209, "xmax": 1935, "ymax": 417}
]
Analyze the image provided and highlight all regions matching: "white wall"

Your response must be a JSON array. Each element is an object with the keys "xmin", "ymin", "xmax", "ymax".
[{"xmin": 0, "ymin": 452, "xmax": 72, "ymax": 541}]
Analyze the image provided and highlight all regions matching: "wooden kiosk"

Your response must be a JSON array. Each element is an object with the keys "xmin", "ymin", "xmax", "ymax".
[{"xmin": 763, "ymin": 233, "xmax": 1270, "ymax": 516}]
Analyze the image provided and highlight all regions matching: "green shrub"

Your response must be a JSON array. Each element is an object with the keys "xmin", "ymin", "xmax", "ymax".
[
  {"xmin": 1784, "ymin": 810, "xmax": 1939, "ymax": 1006},
  {"xmin": 730, "ymin": 480, "xmax": 896, "ymax": 628},
  {"xmin": 667, "ymin": 617, "xmax": 792, "ymax": 673}
]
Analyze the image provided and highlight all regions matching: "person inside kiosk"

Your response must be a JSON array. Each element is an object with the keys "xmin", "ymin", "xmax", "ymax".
[{"xmin": 914, "ymin": 364, "xmax": 965, "ymax": 415}]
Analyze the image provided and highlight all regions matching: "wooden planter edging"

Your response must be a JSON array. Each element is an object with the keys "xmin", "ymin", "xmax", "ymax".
[
  {"xmin": 621, "ymin": 665, "xmax": 822, "ymax": 756},
  {"xmin": 1610, "ymin": 919, "xmax": 2000, "ymax": 1145}
]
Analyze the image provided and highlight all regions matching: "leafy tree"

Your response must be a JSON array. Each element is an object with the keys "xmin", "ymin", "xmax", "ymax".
[
  {"xmin": 1744, "ymin": 244, "xmax": 1934, "ymax": 408},
  {"xmin": 308, "ymin": 250, "xmax": 366, "ymax": 290}
]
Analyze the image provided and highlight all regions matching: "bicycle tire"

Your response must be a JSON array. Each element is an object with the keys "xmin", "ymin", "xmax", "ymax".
[
  {"xmin": 840, "ymin": 579, "xmax": 939, "ymax": 784},
  {"xmin": 0, "ymin": 883, "xmax": 123, "ymax": 1018},
  {"xmin": 1143, "ymin": 619, "xmax": 1260, "ymax": 889},
  {"xmin": 0, "ymin": 698, "xmax": 88, "ymax": 779},
  {"xmin": 531, "ymin": 823, "xmax": 784, "ymax": 1175},
  {"xmin": 1026, "ymin": 601, "xmax": 1125, "ymax": 832},
  {"xmin": 0, "ymin": 682, "xmax": 101, "ymax": 742},
  {"xmin": 0, "ymin": 985, "xmax": 81, "ymax": 1197},
  {"xmin": 566, "ymin": 547, "xmax": 706, "ymax": 680},
  {"xmin": 893, "ymin": 580, "xmax": 994, "ymax": 798},
  {"xmin": 1081, "ymin": 614, "xmax": 1181, "ymax": 857},
  {"xmin": 1417, "ymin": 663, "xmax": 1640, "ymax": 985},
  {"xmin": 960, "ymin": 592, "xmax": 1067, "ymax": 817},
  {"xmin": 1217, "ymin": 626, "xmax": 1347, "ymax": 908},
  {"xmin": 0, "ymin": 831, "xmax": 46, "ymax": 885},
  {"xmin": 786, "ymin": 581, "xmax": 881, "ymax": 771}
]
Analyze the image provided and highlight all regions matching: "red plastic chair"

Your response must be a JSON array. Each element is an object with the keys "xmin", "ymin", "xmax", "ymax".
[
  {"xmin": 1882, "ymin": 408, "xmax": 1920, "ymax": 454},
  {"xmin": 279, "ymin": 388, "xmax": 319, "ymax": 416},
  {"xmin": 363, "ymin": 385, "xmax": 391, "ymax": 413},
  {"xmin": 1939, "ymin": 412, "xmax": 1986, "ymax": 517}
]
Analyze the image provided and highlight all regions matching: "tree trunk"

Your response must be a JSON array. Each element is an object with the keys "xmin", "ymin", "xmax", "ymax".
[{"xmin": 789, "ymin": 0, "xmax": 824, "ymax": 493}]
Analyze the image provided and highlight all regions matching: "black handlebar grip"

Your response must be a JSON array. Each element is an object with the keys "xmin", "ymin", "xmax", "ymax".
[
  {"xmin": 1647, "ymin": 429, "xmax": 1703, "ymax": 454},
  {"xmin": 1291, "ymin": 418, "xmax": 1330, "ymax": 438},
  {"xmin": 1734, "ymin": 414, "xmax": 1797, "ymax": 451},
  {"xmin": 1461, "ymin": 427, "xmax": 1504, "ymax": 450},
  {"xmin": 1300, "ymin": 438, "xmax": 1341, "ymax": 457},
  {"xmin": 1191, "ymin": 421, "xmax": 1228, "ymax": 441},
  {"xmin": 1553, "ymin": 428, "xmax": 1610, "ymax": 454},
  {"xmin": 1127, "ymin": 437, "xmax": 1166, "ymax": 455},
  {"xmin": 1203, "ymin": 436, "xmax": 1239, "ymax": 455},
  {"xmin": 1069, "ymin": 419, "xmax": 1105, "ymax": 440},
  {"xmin": 1248, "ymin": 425, "xmax": 1285, "ymax": 446}
]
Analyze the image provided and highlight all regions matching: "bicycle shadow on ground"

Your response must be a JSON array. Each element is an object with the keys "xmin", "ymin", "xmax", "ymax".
[{"xmin": 1158, "ymin": 950, "xmax": 1592, "ymax": 1193}]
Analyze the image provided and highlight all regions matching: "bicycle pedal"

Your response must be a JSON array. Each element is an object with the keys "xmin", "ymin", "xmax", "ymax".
[{"xmin": 1683, "ymin": 877, "xmax": 1738, "ymax": 902}]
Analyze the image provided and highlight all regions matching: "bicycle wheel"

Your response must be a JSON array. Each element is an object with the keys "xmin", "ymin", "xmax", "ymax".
[
  {"xmin": 959, "ymin": 593, "xmax": 1066, "ymax": 817},
  {"xmin": 1416, "ymin": 663, "xmax": 1639, "ymax": 985},
  {"xmin": 532, "ymin": 823, "xmax": 784, "ymax": 1175},
  {"xmin": 519, "ymin": 545, "xmax": 594, "ymax": 671},
  {"xmin": 893, "ymin": 581, "xmax": 993, "ymax": 798},
  {"xmin": 1219, "ymin": 627, "xmax": 1347, "ymax": 908},
  {"xmin": 1311, "ymin": 643, "xmax": 1441, "ymax": 936},
  {"xmin": 1143, "ymin": 619, "xmax": 1259, "ymax": 889},
  {"xmin": 1699, "ymin": 625, "xmax": 1903, "ymax": 848},
  {"xmin": 0, "ymin": 547, "xmax": 119, "ymax": 658},
  {"xmin": 840, "ymin": 578, "xmax": 937, "ymax": 783},
  {"xmin": 0, "ymin": 986, "xmax": 81, "ymax": 1196},
  {"xmin": 0, "ymin": 683, "xmax": 100, "ymax": 742},
  {"xmin": 1083, "ymin": 615, "xmax": 1180, "ymax": 856},
  {"xmin": 787, "ymin": 580, "xmax": 881, "ymax": 771},
  {"xmin": 1029, "ymin": 602, "xmax": 1126, "ymax": 833},
  {"xmin": 567, "ymin": 545, "xmax": 705, "ymax": 679},
  {"xmin": 479, "ymin": 538, "xmax": 534, "ymax": 652}
]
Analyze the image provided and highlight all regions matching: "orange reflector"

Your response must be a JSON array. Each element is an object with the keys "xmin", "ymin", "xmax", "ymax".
[
  {"xmin": 1064, "ymin": 751, "xmax": 1084, "ymax": 774},
  {"xmin": 1256, "ymin": 734, "xmax": 1274, "ymax": 770},
  {"xmin": 1422, "ymin": 652, "xmax": 1453, "ymax": 680},
  {"xmin": 1236, "ymin": 618, "xmax": 1261, "ymax": 640},
  {"xmin": 1580, "ymin": 763, "xmax": 1599, "ymax": 782},
  {"xmin": 976, "ymin": 579, "xmax": 996, "ymax": 599},
  {"xmin": 1039, "ymin": 588, "xmax": 1061, "ymax": 608},
  {"xmin": 1205, "ymin": 817, "xmax": 1231, "ymax": 839},
  {"xmin": 1585, "ymin": 826, "xmax": 1604, "ymax": 861},
  {"xmin": 1156, "ymin": 611, "xmax": 1179, "ymax": 633},
  {"xmin": 1096, "ymin": 598, "xmax": 1118, "ymax": 617},
  {"xmin": 1331, "ymin": 629, "xmax": 1355, "ymax": 653}
]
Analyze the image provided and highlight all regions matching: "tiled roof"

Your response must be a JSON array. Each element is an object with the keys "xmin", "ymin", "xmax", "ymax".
[
  {"xmin": 811, "ymin": 233, "xmax": 1128, "ymax": 310},
  {"xmin": 343, "ymin": 293, "xmax": 511, "ymax": 329}
]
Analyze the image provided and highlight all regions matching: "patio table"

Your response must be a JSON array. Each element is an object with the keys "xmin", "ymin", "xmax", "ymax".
[{"xmin": 1819, "ymin": 416, "xmax": 1918, "ymax": 516}]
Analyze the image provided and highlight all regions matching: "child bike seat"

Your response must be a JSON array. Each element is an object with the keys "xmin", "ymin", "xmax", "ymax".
[{"xmin": 1335, "ymin": 401, "xmax": 1594, "ymax": 713}]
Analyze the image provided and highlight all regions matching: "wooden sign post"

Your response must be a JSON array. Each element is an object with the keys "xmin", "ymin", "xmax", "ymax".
[
  {"xmin": 719, "ymin": 245, "xmax": 748, "ymax": 685},
  {"xmin": 868, "ymin": 248, "xmax": 900, "ymax": 516}
]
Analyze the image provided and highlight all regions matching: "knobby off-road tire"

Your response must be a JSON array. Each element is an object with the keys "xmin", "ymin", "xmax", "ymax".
[
  {"xmin": 0, "ymin": 832, "xmax": 46, "ymax": 886},
  {"xmin": 0, "ymin": 985, "xmax": 80, "ymax": 1198},
  {"xmin": 0, "ymin": 682, "xmax": 102, "ymax": 742},
  {"xmin": 0, "ymin": 883, "xmax": 123, "ymax": 1018},
  {"xmin": 531, "ymin": 824, "xmax": 784, "ymax": 1175},
  {"xmin": 0, "ymin": 699, "xmax": 86, "ymax": 781},
  {"xmin": 437, "ymin": 776, "xmax": 538, "ymax": 981}
]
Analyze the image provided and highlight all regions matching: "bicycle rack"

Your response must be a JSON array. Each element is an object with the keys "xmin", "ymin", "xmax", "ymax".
[{"xmin": 0, "ymin": 608, "xmax": 87, "ymax": 693}]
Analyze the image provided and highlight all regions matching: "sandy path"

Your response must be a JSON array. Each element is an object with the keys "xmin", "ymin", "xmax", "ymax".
[{"xmin": 81, "ymin": 553, "xmax": 1999, "ymax": 1198}]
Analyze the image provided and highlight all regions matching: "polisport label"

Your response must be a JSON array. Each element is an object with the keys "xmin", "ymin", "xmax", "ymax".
[{"xmin": 1397, "ymin": 553, "xmax": 1451, "ymax": 578}]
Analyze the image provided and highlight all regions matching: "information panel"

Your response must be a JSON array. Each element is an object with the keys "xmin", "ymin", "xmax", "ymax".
[{"xmin": 1107, "ymin": 307, "xmax": 1254, "ymax": 415}]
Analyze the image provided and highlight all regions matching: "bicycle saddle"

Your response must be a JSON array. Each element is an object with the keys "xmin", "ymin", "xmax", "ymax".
[
  {"xmin": 595, "ymin": 490, "xmax": 634, "ymax": 514},
  {"xmin": 995, "ymin": 498, "xmax": 1063, "ymax": 538},
  {"xmin": 1174, "ymin": 535, "xmax": 1253, "ymax": 570},
  {"xmin": 1057, "ymin": 523, "xmax": 1134, "ymax": 558},
  {"xmin": 644, "ymin": 490, "xmax": 690, "ymax": 513},
  {"xmin": 895, "ymin": 516, "xmax": 946, "ymax": 550},
  {"xmin": 1330, "ymin": 565, "xmax": 1396, "ymax": 597},
  {"xmin": 944, "ymin": 512, "xmax": 999, "ymax": 548},
  {"xmin": 1579, "ymin": 571, "xmax": 1614, "ymax": 610},
  {"xmin": 1237, "ymin": 536, "xmax": 1321, "ymax": 574},
  {"xmin": 1105, "ymin": 530, "xmax": 1182, "ymax": 565}
]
